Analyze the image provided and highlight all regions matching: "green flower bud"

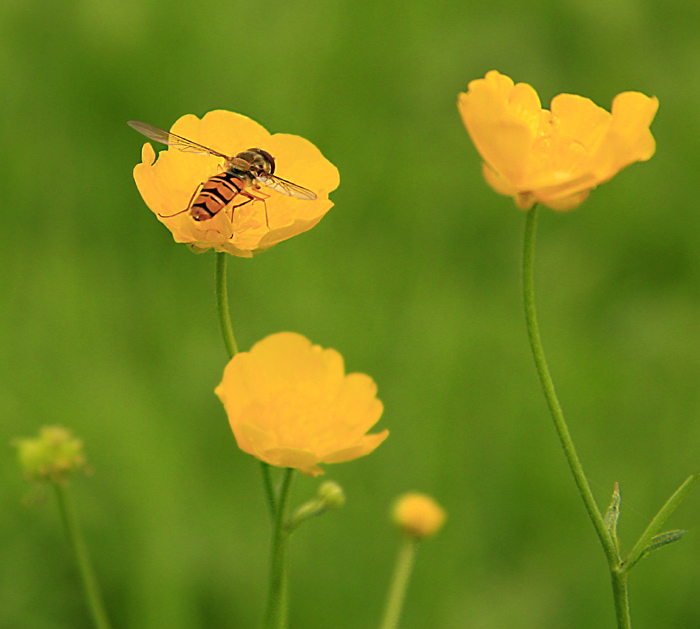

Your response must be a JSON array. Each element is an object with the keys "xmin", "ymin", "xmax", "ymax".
[
  {"xmin": 13, "ymin": 426, "xmax": 86, "ymax": 485},
  {"xmin": 318, "ymin": 481, "xmax": 345, "ymax": 510}
]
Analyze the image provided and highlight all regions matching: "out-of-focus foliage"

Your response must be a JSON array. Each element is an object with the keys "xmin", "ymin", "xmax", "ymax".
[{"xmin": 2, "ymin": 0, "xmax": 700, "ymax": 627}]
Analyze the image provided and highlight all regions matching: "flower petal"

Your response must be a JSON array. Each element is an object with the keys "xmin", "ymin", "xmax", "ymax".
[
  {"xmin": 550, "ymin": 94, "xmax": 611, "ymax": 153},
  {"xmin": 258, "ymin": 446, "xmax": 321, "ymax": 471},
  {"xmin": 459, "ymin": 72, "xmax": 540, "ymax": 186},
  {"xmin": 322, "ymin": 429, "xmax": 390, "ymax": 464},
  {"xmin": 591, "ymin": 92, "xmax": 658, "ymax": 181}
]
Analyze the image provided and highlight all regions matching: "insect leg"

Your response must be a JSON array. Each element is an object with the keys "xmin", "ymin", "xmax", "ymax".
[
  {"xmin": 158, "ymin": 183, "xmax": 204, "ymax": 219},
  {"xmin": 228, "ymin": 189, "xmax": 271, "ymax": 228}
]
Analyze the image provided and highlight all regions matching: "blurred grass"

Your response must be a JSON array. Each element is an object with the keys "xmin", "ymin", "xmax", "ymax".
[{"xmin": 2, "ymin": 0, "xmax": 700, "ymax": 627}]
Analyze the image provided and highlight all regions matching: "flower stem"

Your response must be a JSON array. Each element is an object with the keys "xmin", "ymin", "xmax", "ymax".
[
  {"xmin": 215, "ymin": 254, "xmax": 292, "ymax": 624},
  {"xmin": 214, "ymin": 253, "xmax": 277, "ymax": 520},
  {"xmin": 54, "ymin": 483, "xmax": 112, "ymax": 629},
  {"xmin": 215, "ymin": 252, "xmax": 238, "ymax": 359},
  {"xmin": 522, "ymin": 207, "xmax": 629, "ymax": 628},
  {"xmin": 261, "ymin": 461, "xmax": 277, "ymax": 519},
  {"xmin": 379, "ymin": 537, "xmax": 417, "ymax": 629},
  {"xmin": 611, "ymin": 568, "xmax": 632, "ymax": 628},
  {"xmin": 265, "ymin": 468, "xmax": 295, "ymax": 629}
]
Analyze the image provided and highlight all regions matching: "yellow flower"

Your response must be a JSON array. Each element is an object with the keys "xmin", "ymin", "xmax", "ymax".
[
  {"xmin": 215, "ymin": 332, "xmax": 388, "ymax": 476},
  {"xmin": 458, "ymin": 70, "xmax": 658, "ymax": 211},
  {"xmin": 392, "ymin": 492, "xmax": 446, "ymax": 539},
  {"xmin": 132, "ymin": 110, "xmax": 340, "ymax": 256}
]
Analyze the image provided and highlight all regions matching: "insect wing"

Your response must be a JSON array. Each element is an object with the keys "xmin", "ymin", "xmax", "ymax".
[
  {"xmin": 127, "ymin": 120, "xmax": 230, "ymax": 159},
  {"xmin": 257, "ymin": 174, "xmax": 317, "ymax": 201}
]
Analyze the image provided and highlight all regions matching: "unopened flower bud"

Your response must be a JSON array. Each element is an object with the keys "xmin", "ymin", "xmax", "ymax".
[
  {"xmin": 13, "ymin": 426, "xmax": 86, "ymax": 485},
  {"xmin": 392, "ymin": 492, "xmax": 446, "ymax": 540},
  {"xmin": 318, "ymin": 481, "xmax": 345, "ymax": 510}
]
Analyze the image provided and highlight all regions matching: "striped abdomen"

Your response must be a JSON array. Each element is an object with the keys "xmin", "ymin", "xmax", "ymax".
[{"xmin": 190, "ymin": 171, "xmax": 249, "ymax": 222}]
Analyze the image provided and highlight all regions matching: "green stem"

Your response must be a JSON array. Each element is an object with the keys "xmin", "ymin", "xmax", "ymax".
[
  {"xmin": 261, "ymin": 461, "xmax": 277, "ymax": 520},
  {"xmin": 379, "ymin": 537, "xmax": 417, "ymax": 629},
  {"xmin": 265, "ymin": 468, "xmax": 295, "ymax": 629},
  {"xmin": 611, "ymin": 568, "xmax": 632, "ymax": 628},
  {"xmin": 216, "ymin": 252, "xmax": 238, "ymax": 359},
  {"xmin": 54, "ymin": 484, "xmax": 112, "ymax": 629},
  {"xmin": 522, "ymin": 207, "xmax": 629, "ymax": 628},
  {"xmin": 214, "ymin": 253, "xmax": 277, "ymax": 522}
]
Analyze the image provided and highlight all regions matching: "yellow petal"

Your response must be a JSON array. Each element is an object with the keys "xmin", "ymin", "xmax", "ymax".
[
  {"xmin": 230, "ymin": 422, "xmax": 273, "ymax": 459},
  {"xmin": 549, "ymin": 94, "xmax": 611, "ymax": 153},
  {"xmin": 322, "ymin": 429, "xmax": 390, "ymax": 463},
  {"xmin": 591, "ymin": 92, "xmax": 658, "ymax": 181},
  {"xmin": 459, "ymin": 72, "xmax": 540, "ymax": 187},
  {"xmin": 259, "ymin": 446, "xmax": 321, "ymax": 471},
  {"xmin": 325, "ymin": 374, "xmax": 384, "ymax": 442}
]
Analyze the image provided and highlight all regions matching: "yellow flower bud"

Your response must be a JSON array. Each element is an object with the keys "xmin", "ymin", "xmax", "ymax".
[
  {"xmin": 392, "ymin": 493, "xmax": 446, "ymax": 540},
  {"xmin": 14, "ymin": 426, "xmax": 86, "ymax": 485}
]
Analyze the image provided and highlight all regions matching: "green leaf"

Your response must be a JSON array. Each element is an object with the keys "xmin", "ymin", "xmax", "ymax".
[
  {"xmin": 638, "ymin": 530, "xmax": 687, "ymax": 562},
  {"xmin": 622, "ymin": 474, "xmax": 697, "ymax": 573}
]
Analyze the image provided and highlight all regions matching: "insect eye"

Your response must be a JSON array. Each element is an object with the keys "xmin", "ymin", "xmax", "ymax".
[{"xmin": 249, "ymin": 148, "xmax": 275, "ymax": 175}]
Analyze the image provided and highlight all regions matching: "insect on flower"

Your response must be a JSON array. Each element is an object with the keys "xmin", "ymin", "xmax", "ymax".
[{"xmin": 127, "ymin": 120, "xmax": 317, "ymax": 226}]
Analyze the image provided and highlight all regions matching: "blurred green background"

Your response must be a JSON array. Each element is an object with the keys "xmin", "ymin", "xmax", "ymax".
[{"xmin": 2, "ymin": 0, "xmax": 700, "ymax": 627}]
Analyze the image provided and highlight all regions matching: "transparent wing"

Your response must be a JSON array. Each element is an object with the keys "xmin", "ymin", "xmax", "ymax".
[
  {"xmin": 127, "ymin": 120, "xmax": 230, "ymax": 159},
  {"xmin": 257, "ymin": 174, "xmax": 317, "ymax": 201}
]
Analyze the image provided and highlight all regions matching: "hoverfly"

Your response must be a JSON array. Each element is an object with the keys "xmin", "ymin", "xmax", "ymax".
[{"xmin": 128, "ymin": 120, "xmax": 316, "ymax": 224}]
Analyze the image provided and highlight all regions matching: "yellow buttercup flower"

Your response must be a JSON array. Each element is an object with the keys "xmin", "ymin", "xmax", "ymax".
[
  {"xmin": 458, "ymin": 71, "xmax": 658, "ymax": 211},
  {"xmin": 132, "ymin": 110, "xmax": 340, "ymax": 256},
  {"xmin": 215, "ymin": 332, "xmax": 388, "ymax": 476},
  {"xmin": 392, "ymin": 492, "xmax": 446, "ymax": 539}
]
